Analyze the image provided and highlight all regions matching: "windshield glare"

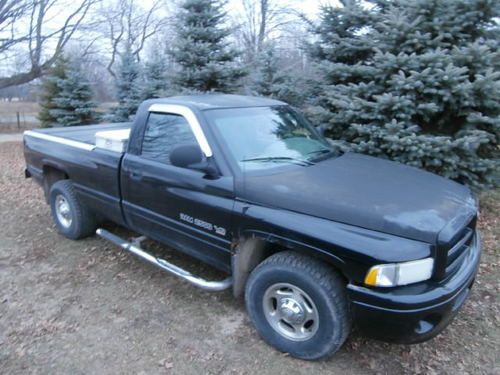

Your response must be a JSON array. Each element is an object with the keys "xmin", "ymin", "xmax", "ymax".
[{"xmin": 206, "ymin": 106, "xmax": 331, "ymax": 170}]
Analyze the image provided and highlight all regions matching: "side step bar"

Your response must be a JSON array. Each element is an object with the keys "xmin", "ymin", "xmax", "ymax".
[{"xmin": 96, "ymin": 229, "xmax": 232, "ymax": 292}]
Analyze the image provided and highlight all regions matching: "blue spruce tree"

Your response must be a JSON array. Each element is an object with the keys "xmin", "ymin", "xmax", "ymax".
[
  {"xmin": 142, "ymin": 53, "xmax": 171, "ymax": 99},
  {"xmin": 309, "ymin": 0, "xmax": 499, "ymax": 189},
  {"xmin": 112, "ymin": 45, "xmax": 142, "ymax": 121},
  {"xmin": 41, "ymin": 58, "xmax": 97, "ymax": 127},
  {"xmin": 251, "ymin": 44, "xmax": 310, "ymax": 107},
  {"xmin": 171, "ymin": 0, "xmax": 246, "ymax": 92},
  {"xmin": 38, "ymin": 57, "xmax": 68, "ymax": 127}
]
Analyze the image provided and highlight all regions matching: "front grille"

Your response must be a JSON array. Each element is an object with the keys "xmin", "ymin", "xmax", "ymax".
[
  {"xmin": 444, "ymin": 227, "xmax": 474, "ymax": 275},
  {"xmin": 438, "ymin": 217, "xmax": 477, "ymax": 278}
]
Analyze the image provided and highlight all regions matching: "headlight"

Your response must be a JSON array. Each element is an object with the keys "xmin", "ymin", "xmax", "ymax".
[{"xmin": 364, "ymin": 258, "xmax": 434, "ymax": 287}]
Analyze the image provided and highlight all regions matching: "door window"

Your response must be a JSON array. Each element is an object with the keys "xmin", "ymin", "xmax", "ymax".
[{"xmin": 141, "ymin": 112, "xmax": 198, "ymax": 164}]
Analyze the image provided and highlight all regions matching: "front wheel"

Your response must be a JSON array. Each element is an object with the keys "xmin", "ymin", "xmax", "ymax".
[{"xmin": 245, "ymin": 251, "xmax": 351, "ymax": 360}]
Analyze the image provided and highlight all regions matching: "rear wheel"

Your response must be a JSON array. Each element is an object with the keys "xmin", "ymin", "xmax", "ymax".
[
  {"xmin": 49, "ymin": 180, "xmax": 96, "ymax": 240},
  {"xmin": 245, "ymin": 251, "xmax": 351, "ymax": 360}
]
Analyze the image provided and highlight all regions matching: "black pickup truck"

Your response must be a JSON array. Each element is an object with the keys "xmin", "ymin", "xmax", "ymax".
[{"xmin": 23, "ymin": 94, "xmax": 481, "ymax": 360}]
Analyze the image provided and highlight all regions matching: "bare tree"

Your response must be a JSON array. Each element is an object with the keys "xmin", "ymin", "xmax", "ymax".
[
  {"xmin": 0, "ymin": 0, "xmax": 98, "ymax": 89},
  {"xmin": 238, "ymin": 0, "xmax": 299, "ymax": 63},
  {"xmin": 0, "ymin": 1, "xmax": 32, "ymax": 53},
  {"xmin": 100, "ymin": 0, "xmax": 169, "ymax": 79}
]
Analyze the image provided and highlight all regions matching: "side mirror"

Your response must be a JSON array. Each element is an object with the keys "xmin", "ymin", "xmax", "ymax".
[
  {"xmin": 170, "ymin": 144, "xmax": 203, "ymax": 168},
  {"xmin": 170, "ymin": 144, "xmax": 218, "ymax": 177}
]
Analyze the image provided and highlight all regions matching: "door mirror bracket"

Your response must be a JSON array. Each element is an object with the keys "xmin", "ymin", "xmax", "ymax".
[{"xmin": 189, "ymin": 158, "xmax": 219, "ymax": 178}]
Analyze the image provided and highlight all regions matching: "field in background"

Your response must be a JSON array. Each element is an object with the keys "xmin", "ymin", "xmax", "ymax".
[
  {"xmin": 0, "ymin": 101, "xmax": 117, "ymax": 133},
  {"xmin": 0, "ymin": 102, "xmax": 40, "ymax": 133}
]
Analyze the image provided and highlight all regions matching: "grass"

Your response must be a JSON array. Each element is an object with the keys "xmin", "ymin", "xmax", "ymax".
[{"xmin": 0, "ymin": 101, "xmax": 40, "ymax": 132}]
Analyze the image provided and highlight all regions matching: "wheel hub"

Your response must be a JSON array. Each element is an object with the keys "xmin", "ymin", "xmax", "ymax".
[
  {"xmin": 55, "ymin": 195, "xmax": 72, "ymax": 228},
  {"xmin": 263, "ymin": 282, "xmax": 319, "ymax": 341},
  {"xmin": 279, "ymin": 298, "xmax": 306, "ymax": 325}
]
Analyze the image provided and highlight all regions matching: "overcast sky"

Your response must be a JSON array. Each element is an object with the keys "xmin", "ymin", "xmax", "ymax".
[
  {"xmin": 0, "ymin": 0, "xmax": 343, "ymax": 76},
  {"xmin": 228, "ymin": 0, "xmax": 341, "ymax": 18},
  {"xmin": 151, "ymin": 0, "xmax": 342, "ymax": 19}
]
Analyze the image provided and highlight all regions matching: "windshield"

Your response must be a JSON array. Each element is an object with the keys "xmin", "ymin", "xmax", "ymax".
[{"xmin": 205, "ymin": 106, "xmax": 332, "ymax": 170}]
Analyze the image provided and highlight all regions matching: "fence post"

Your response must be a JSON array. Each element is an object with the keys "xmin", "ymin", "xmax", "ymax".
[{"xmin": 16, "ymin": 112, "xmax": 21, "ymax": 130}]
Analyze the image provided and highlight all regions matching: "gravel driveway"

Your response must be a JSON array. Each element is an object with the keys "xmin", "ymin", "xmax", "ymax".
[{"xmin": 0, "ymin": 141, "xmax": 498, "ymax": 374}]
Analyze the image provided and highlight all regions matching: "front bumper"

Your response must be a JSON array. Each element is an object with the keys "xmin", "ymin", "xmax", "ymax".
[{"xmin": 347, "ymin": 231, "xmax": 481, "ymax": 343}]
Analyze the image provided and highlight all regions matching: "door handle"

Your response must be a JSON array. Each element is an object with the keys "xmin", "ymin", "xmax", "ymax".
[{"xmin": 129, "ymin": 171, "xmax": 143, "ymax": 180}]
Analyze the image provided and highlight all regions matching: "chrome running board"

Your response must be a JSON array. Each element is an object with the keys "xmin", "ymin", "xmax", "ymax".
[{"xmin": 96, "ymin": 228, "xmax": 232, "ymax": 292}]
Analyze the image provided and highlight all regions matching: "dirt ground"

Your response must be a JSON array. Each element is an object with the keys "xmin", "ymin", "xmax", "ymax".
[{"xmin": 0, "ymin": 142, "xmax": 498, "ymax": 375}]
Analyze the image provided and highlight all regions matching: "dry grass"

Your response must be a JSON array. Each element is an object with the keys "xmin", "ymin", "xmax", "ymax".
[
  {"xmin": 0, "ymin": 101, "xmax": 117, "ymax": 133},
  {"xmin": 0, "ymin": 101, "xmax": 39, "ymax": 112},
  {"xmin": 0, "ymin": 101, "xmax": 39, "ymax": 133}
]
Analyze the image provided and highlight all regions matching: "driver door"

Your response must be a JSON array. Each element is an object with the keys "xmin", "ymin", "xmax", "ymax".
[{"xmin": 120, "ymin": 110, "xmax": 234, "ymax": 272}]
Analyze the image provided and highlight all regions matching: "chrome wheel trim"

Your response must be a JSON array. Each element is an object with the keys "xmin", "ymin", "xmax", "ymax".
[
  {"xmin": 263, "ymin": 282, "xmax": 319, "ymax": 341},
  {"xmin": 55, "ymin": 195, "xmax": 72, "ymax": 228}
]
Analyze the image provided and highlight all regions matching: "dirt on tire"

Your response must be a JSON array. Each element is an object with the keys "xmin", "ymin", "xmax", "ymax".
[{"xmin": 0, "ymin": 142, "xmax": 498, "ymax": 374}]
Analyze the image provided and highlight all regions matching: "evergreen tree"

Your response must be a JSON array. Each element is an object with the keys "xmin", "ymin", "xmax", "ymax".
[
  {"xmin": 309, "ymin": 0, "xmax": 500, "ymax": 189},
  {"xmin": 112, "ymin": 45, "xmax": 142, "ymax": 121},
  {"xmin": 141, "ymin": 54, "xmax": 170, "ymax": 99},
  {"xmin": 252, "ymin": 46, "xmax": 284, "ymax": 97},
  {"xmin": 38, "ymin": 56, "xmax": 97, "ymax": 127},
  {"xmin": 251, "ymin": 44, "xmax": 306, "ymax": 106},
  {"xmin": 49, "ymin": 62, "xmax": 97, "ymax": 127},
  {"xmin": 38, "ymin": 57, "xmax": 68, "ymax": 127},
  {"xmin": 171, "ymin": 0, "xmax": 245, "ymax": 92}
]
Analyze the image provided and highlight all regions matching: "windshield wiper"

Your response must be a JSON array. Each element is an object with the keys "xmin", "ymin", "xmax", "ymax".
[
  {"xmin": 307, "ymin": 149, "xmax": 332, "ymax": 156},
  {"xmin": 240, "ymin": 156, "xmax": 313, "ymax": 166},
  {"xmin": 307, "ymin": 148, "xmax": 335, "ymax": 161}
]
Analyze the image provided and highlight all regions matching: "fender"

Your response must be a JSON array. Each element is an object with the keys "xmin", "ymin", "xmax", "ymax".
[
  {"xmin": 40, "ymin": 161, "xmax": 70, "ymax": 201},
  {"xmin": 239, "ymin": 229, "xmax": 346, "ymax": 269},
  {"xmin": 231, "ymin": 201, "xmax": 432, "ymax": 292},
  {"xmin": 231, "ymin": 227, "xmax": 350, "ymax": 298},
  {"xmin": 231, "ymin": 229, "xmax": 349, "ymax": 298},
  {"xmin": 42, "ymin": 159, "xmax": 70, "ymax": 177}
]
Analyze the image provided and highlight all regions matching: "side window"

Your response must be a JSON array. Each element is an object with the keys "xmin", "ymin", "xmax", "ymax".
[{"xmin": 141, "ymin": 112, "xmax": 198, "ymax": 164}]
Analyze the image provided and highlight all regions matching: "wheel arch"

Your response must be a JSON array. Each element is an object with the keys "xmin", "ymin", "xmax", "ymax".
[
  {"xmin": 42, "ymin": 163, "xmax": 69, "ymax": 202},
  {"xmin": 232, "ymin": 230, "xmax": 347, "ymax": 298}
]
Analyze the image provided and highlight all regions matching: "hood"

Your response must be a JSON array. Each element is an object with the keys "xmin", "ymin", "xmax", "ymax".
[{"xmin": 239, "ymin": 153, "xmax": 477, "ymax": 243}]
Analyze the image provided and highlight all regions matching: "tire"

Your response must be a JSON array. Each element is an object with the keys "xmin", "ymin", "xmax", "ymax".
[
  {"xmin": 49, "ymin": 180, "xmax": 96, "ymax": 240},
  {"xmin": 245, "ymin": 251, "xmax": 351, "ymax": 360}
]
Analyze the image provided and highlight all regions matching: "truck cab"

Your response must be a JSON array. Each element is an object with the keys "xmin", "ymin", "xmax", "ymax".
[{"xmin": 24, "ymin": 94, "xmax": 481, "ymax": 360}]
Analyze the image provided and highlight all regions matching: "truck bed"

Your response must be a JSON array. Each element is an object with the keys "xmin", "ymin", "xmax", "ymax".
[
  {"xmin": 24, "ymin": 122, "xmax": 132, "ymax": 227},
  {"xmin": 27, "ymin": 122, "xmax": 132, "ymax": 147}
]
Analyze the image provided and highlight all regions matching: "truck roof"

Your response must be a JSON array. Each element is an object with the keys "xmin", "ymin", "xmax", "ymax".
[{"xmin": 143, "ymin": 94, "xmax": 286, "ymax": 110}]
